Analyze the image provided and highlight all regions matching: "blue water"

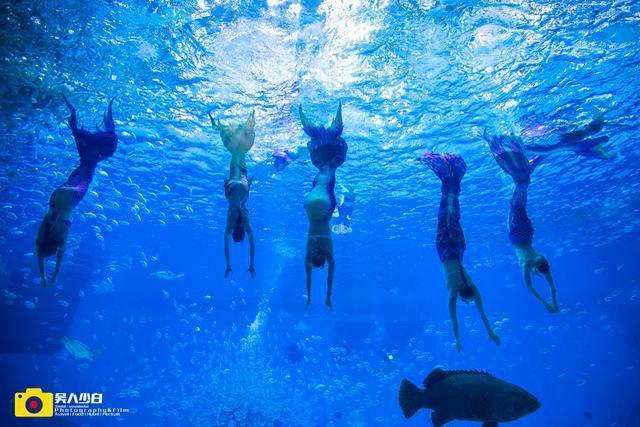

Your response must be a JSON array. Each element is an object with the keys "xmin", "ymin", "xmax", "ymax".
[{"xmin": 1, "ymin": 0, "xmax": 640, "ymax": 426}]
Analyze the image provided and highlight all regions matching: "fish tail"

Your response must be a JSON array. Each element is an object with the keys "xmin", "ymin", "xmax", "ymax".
[{"xmin": 398, "ymin": 379, "xmax": 426, "ymax": 418}]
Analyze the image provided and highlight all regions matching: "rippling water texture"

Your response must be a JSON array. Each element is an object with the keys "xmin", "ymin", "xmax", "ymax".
[{"xmin": 1, "ymin": 0, "xmax": 639, "ymax": 426}]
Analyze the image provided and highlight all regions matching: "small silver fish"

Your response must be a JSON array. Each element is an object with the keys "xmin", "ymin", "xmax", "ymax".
[{"xmin": 152, "ymin": 270, "xmax": 184, "ymax": 281}]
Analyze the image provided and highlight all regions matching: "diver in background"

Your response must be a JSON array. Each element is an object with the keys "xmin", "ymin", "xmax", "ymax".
[
  {"xmin": 332, "ymin": 186, "xmax": 355, "ymax": 235},
  {"xmin": 524, "ymin": 116, "xmax": 613, "ymax": 160},
  {"xmin": 210, "ymin": 111, "xmax": 256, "ymax": 278},
  {"xmin": 300, "ymin": 104, "xmax": 347, "ymax": 309},
  {"xmin": 486, "ymin": 133, "xmax": 559, "ymax": 313},
  {"xmin": 36, "ymin": 96, "xmax": 118, "ymax": 286},
  {"xmin": 272, "ymin": 145, "xmax": 308, "ymax": 172},
  {"xmin": 419, "ymin": 153, "xmax": 500, "ymax": 352}
]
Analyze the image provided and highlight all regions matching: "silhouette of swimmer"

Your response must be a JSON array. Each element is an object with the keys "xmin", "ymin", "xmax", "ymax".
[
  {"xmin": 272, "ymin": 145, "xmax": 307, "ymax": 172},
  {"xmin": 272, "ymin": 150, "xmax": 293, "ymax": 172},
  {"xmin": 419, "ymin": 153, "xmax": 500, "ymax": 352},
  {"xmin": 300, "ymin": 104, "xmax": 347, "ymax": 310},
  {"xmin": 210, "ymin": 111, "xmax": 256, "ymax": 278},
  {"xmin": 485, "ymin": 132, "xmax": 559, "ymax": 313},
  {"xmin": 36, "ymin": 96, "xmax": 117, "ymax": 286},
  {"xmin": 525, "ymin": 116, "xmax": 613, "ymax": 160}
]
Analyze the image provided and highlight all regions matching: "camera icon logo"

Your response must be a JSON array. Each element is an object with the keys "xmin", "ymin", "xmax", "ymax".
[{"xmin": 14, "ymin": 388, "xmax": 54, "ymax": 417}]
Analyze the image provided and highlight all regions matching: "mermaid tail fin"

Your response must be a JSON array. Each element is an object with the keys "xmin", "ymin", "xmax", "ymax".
[
  {"xmin": 525, "ymin": 135, "xmax": 614, "ymax": 160},
  {"xmin": 529, "ymin": 155, "xmax": 543, "ymax": 171},
  {"xmin": 63, "ymin": 95, "xmax": 78, "ymax": 131},
  {"xmin": 419, "ymin": 153, "xmax": 466, "ymax": 194},
  {"xmin": 418, "ymin": 153, "xmax": 467, "ymax": 182},
  {"xmin": 572, "ymin": 136, "xmax": 614, "ymax": 159},
  {"xmin": 63, "ymin": 96, "xmax": 118, "ymax": 163},
  {"xmin": 103, "ymin": 97, "xmax": 115, "ymax": 132},
  {"xmin": 300, "ymin": 104, "xmax": 347, "ymax": 169},
  {"xmin": 485, "ymin": 131, "xmax": 533, "ymax": 184}
]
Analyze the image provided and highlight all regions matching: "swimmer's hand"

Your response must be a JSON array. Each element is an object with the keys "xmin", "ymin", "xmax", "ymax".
[
  {"xmin": 325, "ymin": 293, "xmax": 333, "ymax": 310},
  {"xmin": 456, "ymin": 340, "xmax": 463, "ymax": 353},
  {"xmin": 224, "ymin": 266, "xmax": 232, "ymax": 278},
  {"xmin": 489, "ymin": 331, "xmax": 501, "ymax": 346},
  {"xmin": 248, "ymin": 265, "xmax": 255, "ymax": 278},
  {"xmin": 304, "ymin": 296, "xmax": 311, "ymax": 312},
  {"xmin": 545, "ymin": 302, "xmax": 559, "ymax": 314},
  {"xmin": 40, "ymin": 277, "xmax": 47, "ymax": 288}
]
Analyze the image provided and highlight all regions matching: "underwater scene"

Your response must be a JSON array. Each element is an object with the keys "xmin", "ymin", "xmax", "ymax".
[{"xmin": 1, "ymin": 0, "xmax": 640, "ymax": 426}]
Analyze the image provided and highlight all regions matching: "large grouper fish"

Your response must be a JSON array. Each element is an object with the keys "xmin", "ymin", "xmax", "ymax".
[{"xmin": 398, "ymin": 368, "xmax": 540, "ymax": 426}]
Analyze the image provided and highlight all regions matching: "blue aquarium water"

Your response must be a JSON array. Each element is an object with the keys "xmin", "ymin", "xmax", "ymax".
[{"xmin": 1, "ymin": 0, "xmax": 639, "ymax": 426}]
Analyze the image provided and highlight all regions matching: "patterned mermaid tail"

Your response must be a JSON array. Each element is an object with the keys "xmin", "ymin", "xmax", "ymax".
[{"xmin": 418, "ymin": 152, "xmax": 467, "ymax": 195}]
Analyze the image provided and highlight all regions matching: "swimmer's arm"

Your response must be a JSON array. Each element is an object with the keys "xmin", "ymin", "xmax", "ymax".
[
  {"xmin": 38, "ymin": 254, "xmax": 46, "ymax": 287},
  {"xmin": 545, "ymin": 272, "xmax": 559, "ymax": 312},
  {"xmin": 224, "ymin": 232, "xmax": 231, "ymax": 278},
  {"xmin": 473, "ymin": 284, "xmax": 500, "ymax": 345},
  {"xmin": 50, "ymin": 246, "xmax": 65, "ymax": 285},
  {"xmin": 36, "ymin": 218, "xmax": 48, "ymax": 285},
  {"xmin": 326, "ymin": 254, "xmax": 335, "ymax": 309},
  {"xmin": 247, "ymin": 228, "xmax": 255, "ymax": 278},
  {"xmin": 523, "ymin": 265, "xmax": 553, "ymax": 311},
  {"xmin": 305, "ymin": 254, "xmax": 312, "ymax": 308},
  {"xmin": 448, "ymin": 290, "xmax": 462, "ymax": 352},
  {"xmin": 223, "ymin": 179, "xmax": 230, "ymax": 198}
]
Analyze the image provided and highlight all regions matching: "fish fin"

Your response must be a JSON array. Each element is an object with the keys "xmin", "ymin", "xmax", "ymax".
[
  {"xmin": 424, "ymin": 369, "xmax": 493, "ymax": 388},
  {"xmin": 431, "ymin": 411, "xmax": 452, "ymax": 426},
  {"xmin": 482, "ymin": 423, "xmax": 498, "ymax": 427},
  {"xmin": 424, "ymin": 368, "xmax": 448, "ymax": 388},
  {"xmin": 398, "ymin": 379, "xmax": 424, "ymax": 418}
]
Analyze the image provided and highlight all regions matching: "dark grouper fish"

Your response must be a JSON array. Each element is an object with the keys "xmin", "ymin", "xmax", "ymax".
[{"xmin": 398, "ymin": 368, "xmax": 540, "ymax": 426}]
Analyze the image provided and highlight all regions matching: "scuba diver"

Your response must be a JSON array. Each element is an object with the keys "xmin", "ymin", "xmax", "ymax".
[
  {"xmin": 300, "ymin": 104, "xmax": 347, "ymax": 309},
  {"xmin": 332, "ymin": 186, "xmax": 355, "ymax": 235},
  {"xmin": 524, "ymin": 116, "xmax": 613, "ymax": 160},
  {"xmin": 210, "ymin": 111, "xmax": 256, "ymax": 278},
  {"xmin": 418, "ymin": 153, "xmax": 500, "ymax": 352},
  {"xmin": 419, "ymin": 153, "xmax": 500, "ymax": 352},
  {"xmin": 36, "ymin": 96, "xmax": 118, "ymax": 286},
  {"xmin": 485, "ymin": 132, "xmax": 559, "ymax": 313}
]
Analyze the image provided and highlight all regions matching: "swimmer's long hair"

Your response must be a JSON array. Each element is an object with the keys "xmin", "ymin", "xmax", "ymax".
[
  {"xmin": 311, "ymin": 254, "xmax": 326, "ymax": 269},
  {"xmin": 459, "ymin": 285, "xmax": 475, "ymax": 303},
  {"xmin": 36, "ymin": 217, "xmax": 63, "ymax": 257},
  {"xmin": 232, "ymin": 215, "xmax": 245, "ymax": 243},
  {"xmin": 37, "ymin": 235, "xmax": 60, "ymax": 257}
]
